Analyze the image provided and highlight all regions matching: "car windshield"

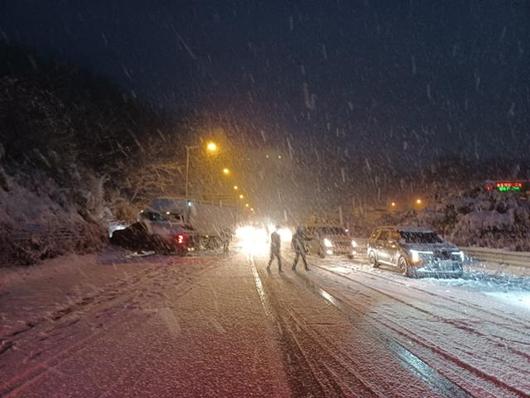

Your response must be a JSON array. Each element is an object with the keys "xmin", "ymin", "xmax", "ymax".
[
  {"xmin": 166, "ymin": 212, "xmax": 185, "ymax": 222},
  {"xmin": 318, "ymin": 227, "xmax": 347, "ymax": 235},
  {"xmin": 399, "ymin": 231, "xmax": 443, "ymax": 244}
]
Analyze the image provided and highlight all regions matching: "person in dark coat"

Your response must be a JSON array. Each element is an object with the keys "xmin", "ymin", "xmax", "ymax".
[
  {"xmin": 220, "ymin": 227, "xmax": 232, "ymax": 254},
  {"xmin": 291, "ymin": 226, "xmax": 309, "ymax": 271},
  {"xmin": 267, "ymin": 225, "xmax": 282, "ymax": 272}
]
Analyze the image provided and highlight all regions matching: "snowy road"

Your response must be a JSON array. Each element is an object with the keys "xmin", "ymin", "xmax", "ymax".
[{"xmin": 1, "ymin": 248, "xmax": 529, "ymax": 397}]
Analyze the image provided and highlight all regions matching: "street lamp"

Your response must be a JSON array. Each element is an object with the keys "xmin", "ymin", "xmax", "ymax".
[
  {"xmin": 222, "ymin": 167, "xmax": 230, "ymax": 176},
  {"xmin": 416, "ymin": 198, "xmax": 422, "ymax": 205},
  {"xmin": 239, "ymin": 194, "xmax": 244, "ymax": 199},
  {"xmin": 185, "ymin": 141, "xmax": 219, "ymax": 199},
  {"xmin": 206, "ymin": 141, "xmax": 219, "ymax": 154},
  {"xmin": 233, "ymin": 185, "xmax": 238, "ymax": 190},
  {"xmin": 391, "ymin": 202, "xmax": 396, "ymax": 208},
  {"xmin": 245, "ymin": 203, "xmax": 249, "ymax": 208}
]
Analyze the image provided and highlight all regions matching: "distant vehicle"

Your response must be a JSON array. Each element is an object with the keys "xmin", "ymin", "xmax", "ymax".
[
  {"xmin": 367, "ymin": 226, "xmax": 464, "ymax": 278},
  {"xmin": 140, "ymin": 197, "xmax": 240, "ymax": 252},
  {"xmin": 138, "ymin": 209, "xmax": 194, "ymax": 254},
  {"xmin": 111, "ymin": 220, "xmax": 189, "ymax": 254},
  {"xmin": 304, "ymin": 225, "xmax": 358, "ymax": 258}
]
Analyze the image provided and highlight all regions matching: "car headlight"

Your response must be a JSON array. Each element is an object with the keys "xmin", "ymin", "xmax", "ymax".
[
  {"xmin": 452, "ymin": 251, "xmax": 465, "ymax": 262},
  {"xmin": 410, "ymin": 250, "xmax": 421, "ymax": 263},
  {"xmin": 323, "ymin": 238, "xmax": 333, "ymax": 248},
  {"xmin": 351, "ymin": 240, "xmax": 358, "ymax": 248}
]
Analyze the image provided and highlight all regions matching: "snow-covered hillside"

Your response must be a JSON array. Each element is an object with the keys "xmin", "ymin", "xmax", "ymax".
[
  {"xmin": 0, "ymin": 172, "xmax": 106, "ymax": 266},
  {"xmin": 403, "ymin": 188, "xmax": 530, "ymax": 251}
]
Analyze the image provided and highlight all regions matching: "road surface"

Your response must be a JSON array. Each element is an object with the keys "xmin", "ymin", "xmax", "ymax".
[{"xmin": 0, "ymin": 247, "xmax": 529, "ymax": 397}]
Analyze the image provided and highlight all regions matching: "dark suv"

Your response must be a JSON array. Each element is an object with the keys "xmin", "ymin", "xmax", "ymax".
[{"xmin": 367, "ymin": 226, "xmax": 464, "ymax": 278}]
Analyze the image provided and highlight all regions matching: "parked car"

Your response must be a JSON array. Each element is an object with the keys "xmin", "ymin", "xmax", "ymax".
[
  {"xmin": 304, "ymin": 225, "xmax": 358, "ymax": 258},
  {"xmin": 138, "ymin": 209, "xmax": 194, "ymax": 254},
  {"xmin": 110, "ymin": 221, "xmax": 191, "ymax": 255},
  {"xmin": 367, "ymin": 226, "xmax": 464, "ymax": 278},
  {"xmin": 146, "ymin": 197, "xmax": 240, "ymax": 249}
]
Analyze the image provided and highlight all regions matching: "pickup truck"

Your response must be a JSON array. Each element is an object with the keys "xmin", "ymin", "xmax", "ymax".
[{"xmin": 140, "ymin": 197, "xmax": 240, "ymax": 252}]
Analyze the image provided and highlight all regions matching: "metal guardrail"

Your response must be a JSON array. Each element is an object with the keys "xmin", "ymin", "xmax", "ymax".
[
  {"xmin": 1, "ymin": 222, "xmax": 101, "ymax": 265},
  {"xmin": 463, "ymin": 247, "xmax": 530, "ymax": 269},
  {"xmin": 11, "ymin": 225, "xmax": 78, "ymax": 243}
]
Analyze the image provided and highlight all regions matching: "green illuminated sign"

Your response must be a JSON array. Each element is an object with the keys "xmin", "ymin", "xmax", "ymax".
[
  {"xmin": 496, "ymin": 183, "xmax": 523, "ymax": 192},
  {"xmin": 497, "ymin": 186, "xmax": 521, "ymax": 192}
]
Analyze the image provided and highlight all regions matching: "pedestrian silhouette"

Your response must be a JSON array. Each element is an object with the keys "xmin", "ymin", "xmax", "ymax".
[
  {"xmin": 292, "ymin": 226, "xmax": 309, "ymax": 271},
  {"xmin": 267, "ymin": 225, "xmax": 282, "ymax": 272},
  {"xmin": 220, "ymin": 227, "xmax": 231, "ymax": 255}
]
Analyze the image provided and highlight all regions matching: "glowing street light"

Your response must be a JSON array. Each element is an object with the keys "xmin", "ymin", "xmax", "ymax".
[
  {"xmin": 245, "ymin": 203, "xmax": 249, "ymax": 208},
  {"xmin": 250, "ymin": 208, "xmax": 255, "ymax": 212},
  {"xmin": 416, "ymin": 198, "xmax": 422, "ymax": 205},
  {"xmin": 391, "ymin": 202, "xmax": 396, "ymax": 208},
  {"xmin": 185, "ymin": 140, "xmax": 219, "ymax": 199},
  {"xmin": 206, "ymin": 141, "xmax": 219, "ymax": 154},
  {"xmin": 222, "ymin": 167, "xmax": 230, "ymax": 176},
  {"xmin": 233, "ymin": 185, "xmax": 238, "ymax": 190},
  {"xmin": 239, "ymin": 194, "xmax": 244, "ymax": 199}
]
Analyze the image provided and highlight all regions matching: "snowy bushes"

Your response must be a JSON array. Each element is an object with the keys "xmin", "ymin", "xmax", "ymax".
[
  {"xmin": 402, "ymin": 189, "xmax": 530, "ymax": 251},
  {"xmin": 0, "ymin": 172, "xmax": 106, "ymax": 266},
  {"xmin": 0, "ymin": 47, "xmax": 167, "ymax": 265}
]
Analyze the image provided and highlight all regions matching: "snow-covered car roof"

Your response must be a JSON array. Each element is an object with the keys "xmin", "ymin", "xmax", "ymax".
[
  {"xmin": 379, "ymin": 225, "xmax": 436, "ymax": 233},
  {"xmin": 396, "ymin": 226, "xmax": 435, "ymax": 233}
]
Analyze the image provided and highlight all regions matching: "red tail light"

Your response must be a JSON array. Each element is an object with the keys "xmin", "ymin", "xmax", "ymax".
[{"xmin": 177, "ymin": 234, "xmax": 185, "ymax": 244}]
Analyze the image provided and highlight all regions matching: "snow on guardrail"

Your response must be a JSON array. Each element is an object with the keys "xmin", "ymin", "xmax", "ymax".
[{"xmin": 463, "ymin": 247, "xmax": 530, "ymax": 269}]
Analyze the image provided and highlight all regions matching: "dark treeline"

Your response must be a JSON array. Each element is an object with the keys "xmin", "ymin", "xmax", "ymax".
[
  {"xmin": 0, "ymin": 44, "xmax": 192, "ymax": 264},
  {"xmin": 0, "ymin": 43, "xmax": 195, "ymax": 209},
  {"xmin": 1, "ymin": 44, "xmax": 155, "ymax": 181}
]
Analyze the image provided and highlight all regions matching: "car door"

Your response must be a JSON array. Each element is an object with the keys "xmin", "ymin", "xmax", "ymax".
[
  {"xmin": 368, "ymin": 229, "xmax": 381, "ymax": 255},
  {"xmin": 386, "ymin": 230, "xmax": 401, "ymax": 266},
  {"xmin": 375, "ymin": 230, "xmax": 389, "ymax": 263}
]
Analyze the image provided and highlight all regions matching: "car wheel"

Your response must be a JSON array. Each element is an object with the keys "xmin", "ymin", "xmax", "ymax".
[
  {"xmin": 398, "ymin": 256, "xmax": 415, "ymax": 277},
  {"xmin": 368, "ymin": 251, "xmax": 379, "ymax": 268},
  {"xmin": 453, "ymin": 267, "xmax": 464, "ymax": 278}
]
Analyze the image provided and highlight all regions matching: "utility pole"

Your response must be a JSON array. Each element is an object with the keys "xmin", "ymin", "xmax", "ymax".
[{"xmin": 185, "ymin": 145, "xmax": 199, "ymax": 199}]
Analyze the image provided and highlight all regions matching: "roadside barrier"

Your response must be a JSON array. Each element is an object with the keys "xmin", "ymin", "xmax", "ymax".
[{"xmin": 463, "ymin": 247, "xmax": 530, "ymax": 269}]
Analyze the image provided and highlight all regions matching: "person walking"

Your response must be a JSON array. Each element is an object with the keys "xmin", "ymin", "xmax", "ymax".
[
  {"xmin": 220, "ymin": 227, "xmax": 232, "ymax": 255},
  {"xmin": 267, "ymin": 225, "xmax": 282, "ymax": 272},
  {"xmin": 291, "ymin": 226, "xmax": 309, "ymax": 271}
]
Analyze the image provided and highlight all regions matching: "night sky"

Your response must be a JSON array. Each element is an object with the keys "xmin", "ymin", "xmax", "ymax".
[{"xmin": 1, "ymin": 1, "xmax": 529, "ymax": 212}]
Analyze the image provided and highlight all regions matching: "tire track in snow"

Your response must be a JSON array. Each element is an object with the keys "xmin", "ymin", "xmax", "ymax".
[
  {"xmin": 316, "ymin": 263, "xmax": 530, "ymax": 361},
  {"xmin": 249, "ymin": 259, "xmax": 332, "ymax": 397},
  {"xmin": 331, "ymin": 260, "xmax": 529, "ymax": 332},
  {"xmin": 0, "ymin": 266, "xmax": 160, "ymax": 342},
  {"xmin": 277, "ymin": 268, "xmax": 467, "ymax": 398},
  {"xmin": 0, "ymin": 258, "xmax": 218, "ymax": 397},
  {"xmin": 315, "ymin": 262, "xmax": 530, "ymax": 352},
  {"xmin": 250, "ymin": 259, "xmax": 375, "ymax": 397},
  {"xmin": 303, "ymin": 265, "xmax": 529, "ymax": 397}
]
